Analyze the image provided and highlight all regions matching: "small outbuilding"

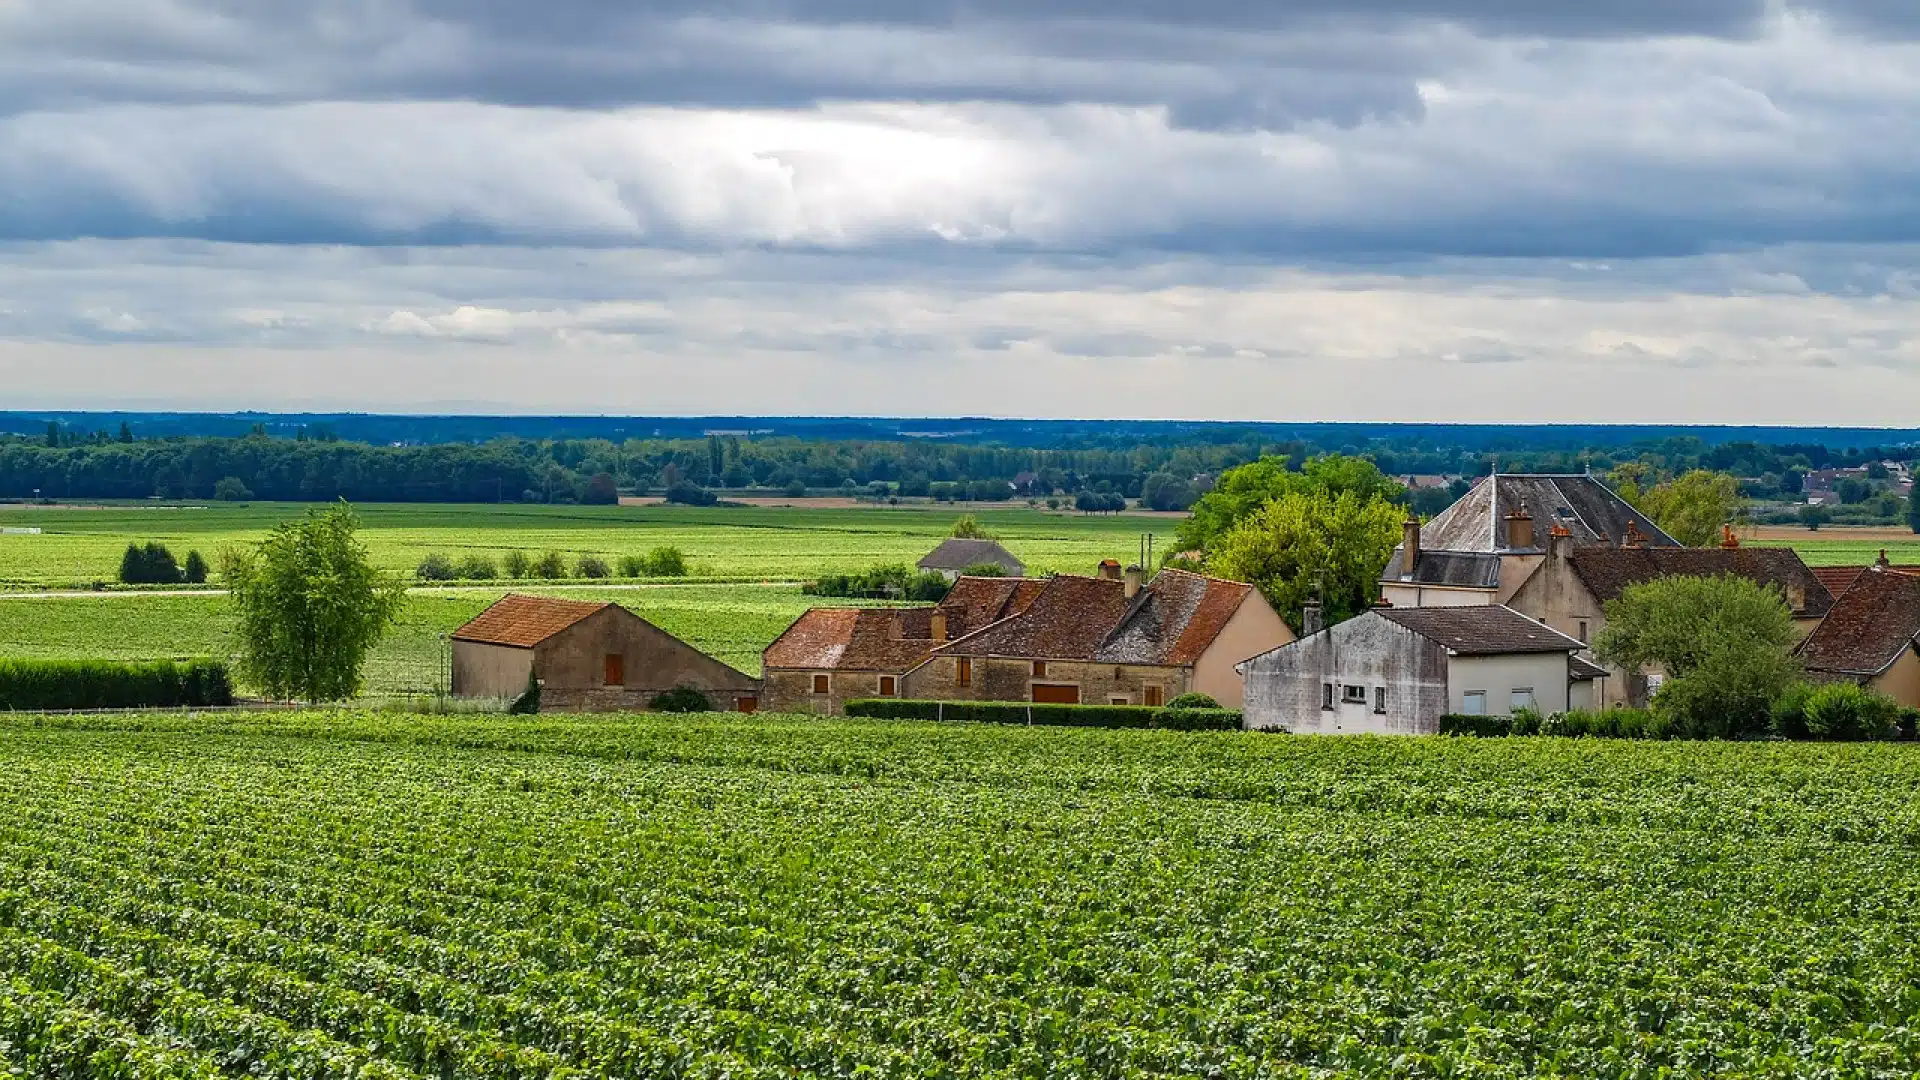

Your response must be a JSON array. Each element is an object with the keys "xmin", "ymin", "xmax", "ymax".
[
  {"xmin": 1239, "ymin": 605, "xmax": 1594, "ymax": 735},
  {"xmin": 916, "ymin": 538, "xmax": 1025, "ymax": 580},
  {"xmin": 452, "ymin": 594, "xmax": 760, "ymax": 712}
]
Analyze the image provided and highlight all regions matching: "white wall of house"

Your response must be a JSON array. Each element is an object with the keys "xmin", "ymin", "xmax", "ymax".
[
  {"xmin": 1446, "ymin": 653, "xmax": 1572, "ymax": 716},
  {"xmin": 1379, "ymin": 583, "xmax": 1495, "ymax": 608}
]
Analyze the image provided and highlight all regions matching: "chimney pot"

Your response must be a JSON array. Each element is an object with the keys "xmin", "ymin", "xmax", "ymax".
[
  {"xmin": 1097, "ymin": 559, "xmax": 1122, "ymax": 580},
  {"xmin": 1504, "ymin": 510, "xmax": 1535, "ymax": 551},
  {"xmin": 1301, "ymin": 601, "xmax": 1324, "ymax": 637},
  {"xmin": 1122, "ymin": 565, "xmax": 1145, "ymax": 600},
  {"xmin": 1401, "ymin": 516, "xmax": 1421, "ymax": 580},
  {"xmin": 1720, "ymin": 524, "xmax": 1740, "ymax": 549},
  {"xmin": 1877, "ymin": 549, "xmax": 1892, "ymax": 569}
]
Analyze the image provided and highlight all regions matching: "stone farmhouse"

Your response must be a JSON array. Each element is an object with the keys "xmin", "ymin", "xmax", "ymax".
[
  {"xmin": 452, "ymin": 594, "xmax": 760, "ymax": 712},
  {"xmin": 1797, "ymin": 560, "xmax": 1920, "ymax": 706},
  {"xmin": 916, "ymin": 538, "xmax": 1026, "ymax": 580},
  {"xmin": 1240, "ymin": 605, "xmax": 1599, "ymax": 735}
]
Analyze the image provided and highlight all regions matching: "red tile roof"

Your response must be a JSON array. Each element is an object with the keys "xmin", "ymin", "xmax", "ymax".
[
  {"xmin": 453, "ymin": 594, "xmax": 610, "ymax": 648},
  {"xmin": 1096, "ymin": 569, "xmax": 1256, "ymax": 666},
  {"xmin": 1799, "ymin": 568, "xmax": 1920, "ymax": 677},
  {"xmin": 763, "ymin": 608, "xmax": 937, "ymax": 673},
  {"xmin": 1814, "ymin": 566, "xmax": 1866, "ymax": 599},
  {"xmin": 938, "ymin": 575, "xmax": 1044, "ymax": 637},
  {"xmin": 935, "ymin": 574, "xmax": 1131, "ymax": 661},
  {"xmin": 935, "ymin": 570, "xmax": 1257, "ymax": 667}
]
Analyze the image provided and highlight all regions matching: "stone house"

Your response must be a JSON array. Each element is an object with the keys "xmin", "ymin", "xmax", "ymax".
[
  {"xmin": 1379, "ymin": 473, "xmax": 1680, "ymax": 609},
  {"xmin": 1239, "ymin": 605, "xmax": 1598, "ymax": 735},
  {"xmin": 1797, "ymin": 564, "xmax": 1920, "ymax": 707},
  {"xmin": 902, "ymin": 565, "xmax": 1293, "ymax": 708},
  {"xmin": 760, "ymin": 576, "xmax": 1046, "ymax": 714},
  {"xmin": 916, "ymin": 538, "xmax": 1026, "ymax": 580},
  {"xmin": 452, "ymin": 594, "xmax": 760, "ymax": 712}
]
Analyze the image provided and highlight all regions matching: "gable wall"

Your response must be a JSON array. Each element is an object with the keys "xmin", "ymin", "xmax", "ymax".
[
  {"xmin": 451, "ymin": 641, "xmax": 534, "ymax": 698},
  {"xmin": 1871, "ymin": 646, "xmax": 1920, "ymax": 709},
  {"xmin": 1190, "ymin": 592, "xmax": 1294, "ymax": 708},
  {"xmin": 1241, "ymin": 615, "xmax": 1450, "ymax": 735},
  {"xmin": 533, "ymin": 606, "xmax": 757, "ymax": 710}
]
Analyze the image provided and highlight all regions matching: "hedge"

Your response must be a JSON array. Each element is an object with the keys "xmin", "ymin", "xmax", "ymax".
[
  {"xmin": 843, "ymin": 699, "xmax": 1242, "ymax": 731},
  {"xmin": 0, "ymin": 658, "xmax": 233, "ymax": 711}
]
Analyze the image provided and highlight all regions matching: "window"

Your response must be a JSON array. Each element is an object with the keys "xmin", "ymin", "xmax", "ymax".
[
  {"xmin": 1032, "ymin": 660, "xmax": 1048, "ymax": 678},
  {"xmin": 1341, "ymin": 684, "xmax": 1367, "ymax": 704},
  {"xmin": 879, "ymin": 676, "xmax": 897, "ymax": 697},
  {"xmin": 1323, "ymin": 683, "xmax": 1334, "ymax": 710},
  {"xmin": 603, "ymin": 653, "xmax": 625, "ymax": 687},
  {"xmin": 1374, "ymin": 687, "xmax": 1387, "ymax": 714},
  {"xmin": 1463, "ymin": 691, "xmax": 1487, "ymax": 715},
  {"xmin": 1144, "ymin": 685, "xmax": 1164, "ymax": 707},
  {"xmin": 955, "ymin": 657, "xmax": 972, "ymax": 687},
  {"xmin": 1577, "ymin": 620, "xmax": 1589, "ymax": 644},
  {"xmin": 737, "ymin": 695, "xmax": 758, "ymax": 714},
  {"xmin": 812, "ymin": 674, "xmax": 830, "ymax": 695},
  {"xmin": 1510, "ymin": 688, "xmax": 1534, "ymax": 712},
  {"xmin": 1110, "ymin": 695, "xmax": 1131, "ymax": 706}
]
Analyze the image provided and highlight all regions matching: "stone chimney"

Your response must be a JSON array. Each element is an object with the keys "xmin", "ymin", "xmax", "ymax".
[
  {"xmin": 1122, "ymin": 565, "xmax": 1145, "ymax": 600},
  {"xmin": 1623, "ymin": 520, "xmax": 1647, "ymax": 549},
  {"xmin": 1876, "ymin": 549, "xmax": 1892, "ymax": 569},
  {"xmin": 1720, "ymin": 524, "xmax": 1740, "ymax": 549},
  {"xmin": 1400, "ymin": 516, "xmax": 1421, "ymax": 580},
  {"xmin": 930, "ymin": 612, "xmax": 947, "ymax": 643},
  {"xmin": 1504, "ymin": 510, "xmax": 1535, "ymax": 550},
  {"xmin": 1301, "ymin": 600, "xmax": 1324, "ymax": 637},
  {"xmin": 1548, "ymin": 523, "xmax": 1574, "ymax": 562},
  {"xmin": 1787, "ymin": 581, "xmax": 1806, "ymax": 613},
  {"xmin": 1097, "ymin": 559, "xmax": 1122, "ymax": 581}
]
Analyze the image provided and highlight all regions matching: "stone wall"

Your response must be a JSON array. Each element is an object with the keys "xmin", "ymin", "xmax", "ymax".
[
  {"xmin": 902, "ymin": 655, "xmax": 1191, "ymax": 706},
  {"xmin": 1241, "ymin": 614, "xmax": 1450, "ymax": 734}
]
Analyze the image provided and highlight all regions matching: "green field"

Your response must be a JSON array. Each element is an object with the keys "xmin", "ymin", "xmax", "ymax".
[
  {"xmin": 0, "ymin": 502, "xmax": 1169, "ymax": 590},
  {"xmin": 3, "ymin": 711, "xmax": 1919, "ymax": 1077}
]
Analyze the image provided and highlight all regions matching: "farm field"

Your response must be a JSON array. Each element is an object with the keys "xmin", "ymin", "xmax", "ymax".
[
  {"xmin": 0, "ymin": 502, "xmax": 1167, "ymax": 590},
  {"xmin": 4, "ymin": 711, "xmax": 1920, "ymax": 1077},
  {"xmin": 0, "ymin": 584, "xmax": 856, "ymax": 689}
]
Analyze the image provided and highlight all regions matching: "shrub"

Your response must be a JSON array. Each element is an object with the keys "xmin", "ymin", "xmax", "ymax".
[
  {"xmin": 1508, "ymin": 705, "xmax": 1546, "ymax": 736},
  {"xmin": 637, "ymin": 546, "xmax": 688, "ymax": 577},
  {"xmin": 182, "ymin": 550, "xmax": 210, "ymax": 584},
  {"xmin": 1166, "ymin": 692, "xmax": 1220, "ymax": 709},
  {"xmin": 805, "ymin": 565, "xmax": 949, "ymax": 601},
  {"xmin": 843, "ymin": 699, "xmax": 1241, "ymax": 731},
  {"xmin": 650, "ymin": 684, "xmax": 714, "ymax": 713},
  {"xmin": 415, "ymin": 553, "xmax": 457, "ymax": 581},
  {"xmin": 530, "ymin": 551, "xmax": 569, "ymax": 579},
  {"xmin": 580, "ymin": 472, "xmax": 619, "ymax": 505},
  {"xmin": 503, "ymin": 550, "xmax": 532, "ymax": 579},
  {"xmin": 507, "ymin": 670, "xmax": 541, "ymax": 715},
  {"xmin": 1439, "ymin": 712, "xmax": 1512, "ymax": 737},
  {"xmin": 1790, "ymin": 682, "xmax": 1900, "ymax": 742},
  {"xmin": 575, "ymin": 555, "xmax": 611, "ymax": 579},
  {"xmin": 0, "ymin": 658, "xmax": 232, "ymax": 711},
  {"xmin": 665, "ymin": 481, "xmax": 718, "ymax": 507},
  {"xmin": 951, "ymin": 515, "xmax": 991, "ymax": 539},
  {"xmin": 212, "ymin": 476, "xmax": 253, "ymax": 502},
  {"xmin": 617, "ymin": 553, "xmax": 647, "ymax": 578},
  {"xmin": 959, "ymin": 562, "xmax": 1008, "ymax": 579},
  {"xmin": 784, "ymin": 481, "xmax": 808, "ymax": 499},
  {"xmin": 456, "ymin": 554, "xmax": 497, "ymax": 581},
  {"xmin": 119, "ymin": 542, "xmax": 182, "ymax": 585}
]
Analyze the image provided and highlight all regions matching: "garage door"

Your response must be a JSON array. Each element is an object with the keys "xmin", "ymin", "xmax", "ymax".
[{"xmin": 1031, "ymin": 683, "xmax": 1080, "ymax": 704}]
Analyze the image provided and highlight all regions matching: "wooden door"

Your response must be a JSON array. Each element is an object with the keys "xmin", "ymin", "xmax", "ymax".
[
  {"xmin": 604, "ymin": 653, "xmax": 625, "ymax": 686},
  {"xmin": 1143, "ymin": 685, "xmax": 1164, "ymax": 707},
  {"xmin": 737, "ymin": 695, "xmax": 758, "ymax": 714},
  {"xmin": 1031, "ymin": 683, "xmax": 1080, "ymax": 704}
]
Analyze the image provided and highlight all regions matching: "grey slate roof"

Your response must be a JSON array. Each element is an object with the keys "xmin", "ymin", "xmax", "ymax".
[
  {"xmin": 1377, "ymin": 605, "xmax": 1585, "ymax": 655},
  {"xmin": 1420, "ymin": 474, "xmax": 1679, "ymax": 553},
  {"xmin": 916, "ymin": 538, "xmax": 1025, "ymax": 575},
  {"xmin": 1569, "ymin": 655, "xmax": 1610, "ymax": 681},
  {"xmin": 1378, "ymin": 550, "xmax": 1503, "ymax": 588}
]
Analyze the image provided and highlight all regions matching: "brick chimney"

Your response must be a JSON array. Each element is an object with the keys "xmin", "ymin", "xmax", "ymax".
[
  {"xmin": 1504, "ymin": 509, "xmax": 1535, "ymax": 550},
  {"xmin": 1400, "ymin": 516, "xmax": 1420, "ymax": 580},
  {"xmin": 1097, "ymin": 559, "xmax": 1122, "ymax": 580},
  {"xmin": 1301, "ymin": 600, "xmax": 1324, "ymax": 637},
  {"xmin": 1548, "ymin": 523, "xmax": 1574, "ymax": 562},
  {"xmin": 930, "ymin": 612, "xmax": 947, "ymax": 643},
  {"xmin": 1123, "ymin": 565, "xmax": 1145, "ymax": 600},
  {"xmin": 1623, "ymin": 520, "xmax": 1647, "ymax": 549},
  {"xmin": 1720, "ymin": 524, "xmax": 1739, "ymax": 549},
  {"xmin": 1876, "ymin": 549, "xmax": 1892, "ymax": 569}
]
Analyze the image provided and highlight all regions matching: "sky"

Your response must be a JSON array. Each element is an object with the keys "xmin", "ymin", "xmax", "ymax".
[{"xmin": 5, "ymin": 0, "xmax": 1920, "ymax": 423}]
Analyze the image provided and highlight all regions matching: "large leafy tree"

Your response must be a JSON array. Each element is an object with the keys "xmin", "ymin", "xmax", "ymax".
[
  {"xmin": 1627, "ymin": 469, "xmax": 1742, "ymax": 547},
  {"xmin": 225, "ymin": 502, "xmax": 406, "ymax": 702},
  {"xmin": 1176, "ymin": 454, "xmax": 1401, "ymax": 553},
  {"xmin": 1206, "ymin": 488, "xmax": 1403, "ymax": 633},
  {"xmin": 1595, "ymin": 574, "xmax": 1801, "ymax": 738}
]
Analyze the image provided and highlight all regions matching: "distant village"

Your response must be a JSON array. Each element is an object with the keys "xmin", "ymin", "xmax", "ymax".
[{"xmin": 449, "ymin": 472, "xmax": 1919, "ymax": 734}]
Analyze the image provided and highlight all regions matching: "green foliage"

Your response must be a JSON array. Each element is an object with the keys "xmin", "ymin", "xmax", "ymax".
[
  {"xmin": 1630, "ymin": 469, "xmax": 1742, "ymax": 546},
  {"xmin": 1176, "ymin": 454, "xmax": 1401, "ymax": 553},
  {"xmin": 118, "ymin": 541, "xmax": 181, "ymax": 585},
  {"xmin": 650, "ymin": 684, "xmax": 714, "ymax": 713},
  {"xmin": 1206, "ymin": 488, "xmax": 1403, "ymax": 633},
  {"xmin": 958, "ymin": 562, "xmax": 1007, "ymax": 579},
  {"xmin": 181, "ymin": 549, "xmax": 210, "ymax": 584},
  {"xmin": 502, "ymin": 550, "xmax": 532, "ymax": 578},
  {"xmin": 619, "ymin": 546, "xmax": 689, "ymax": 578},
  {"xmin": 804, "ymin": 564, "xmax": 950, "ymax": 601},
  {"xmin": 1166, "ymin": 692, "xmax": 1220, "ymax": 709},
  {"xmin": 415, "ymin": 552, "xmax": 457, "ymax": 581},
  {"xmin": 530, "ymin": 551, "xmax": 569, "ymax": 579},
  {"xmin": 507, "ymin": 669, "xmax": 541, "ymax": 714},
  {"xmin": 1800, "ymin": 503, "xmax": 1832, "ymax": 530},
  {"xmin": 665, "ymin": 481, "xmax": 718, "ymax": 507},
  {"xmin": 455, "ymin": 553, "xmax": 497, "ymax": 580},
  {"xmin": 0, "ymin": 658, "xmax": 231, "ymax": 710},
  {"xmin": 1597, "ymin": 574, "xmax": 1801, "ymax": 739},
  {"xmin": 1772, "ymin": 681, "xmax": 1899, "ymax": 741},
  {"xmin": 1909, "ymin": 491, "xmax": 1920, "ymax": 535},
  {"xmin": 223, "ymin": 503, "xmax": 407, "ymax": 702},
  {"xmin": 949, "ymin": 514, "xmax": 991, "ymax": 539},
  {"xmin": 211, "ymin": 475, "xmax": 253, "ymax": 502},
  {"xmin": 580, "ymin": 472, "xmax": 620, "ymax": 505},
  {"xmin": 844, "ymin": 698, "xmax": 1242, "ymax": 730},
  {"xmin": 575, "ymin": 554, "xmax": 611, "ymax": 580}
]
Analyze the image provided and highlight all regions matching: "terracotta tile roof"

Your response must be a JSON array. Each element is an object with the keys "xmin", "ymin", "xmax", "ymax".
[
  {"xmin": 935, "ymin": 574, "xmax": 1131, "ymax": 661},
  {"xmin": 1378, "ymin": 606, "xmax": 1585, "ymax": 655},
  {"xmin": 453, "ymin": 594, "xmax": 610, "ymax": 648},
  {"xmin": 936, "ymin": 575, "xmax": 1045, "ymax": 637},
  {"xmin": 1798, "ymin": 569, "xmax": 1920, "ymax": 677},
  {"xmin": 1096, "ymin": 569, "xmax": 1256, "ymax": 666},
  {"xmin": 1814, "ymin": 566, "xmax": 1867, "ymax": 598},
  {"xmin": 916, "ymin": 538, "xmax": 1025, "ymax": 574},
  {"xmin": 763, "ymin": 608, "xmax": 937, "ymax": 673},
  {"xmin": 1568, "ymin": 546, "xmax": 1832, "ymax": 618}
]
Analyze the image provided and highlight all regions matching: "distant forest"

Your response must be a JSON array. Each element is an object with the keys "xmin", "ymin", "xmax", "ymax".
[{"xmin": 1, "ymin": 412, "xmax": 1915, "ymax": 507}]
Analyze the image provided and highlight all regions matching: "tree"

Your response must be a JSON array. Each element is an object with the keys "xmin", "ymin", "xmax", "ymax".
[
  {"xmin": 1836, "ymin": 477, "xmax": 1872, "ymax": 505},
  {"xmin": 1908, "ymin": 491, "xmax": 1920, "ymax": 535},
  {"xmin": 1206, "ymin": 489, "xmax": 1403, "ymax": 633},
  {"xmin": 416, "ymin": 553, "xmax": 456, "ymax": 581},
  {"xmin": 1595, "ymin": 574, "xmax": 1801, "ymax": 738},
  {"xmin": 530, "ymin": 551, "xmax": 569, "ymax": 579},
  {"xmin": 1799, "ymin": 503, "xmax": 1832, "ymax": 531},
  {"xmin": 182, "ymin": 550, "xmax": 210, "ymax": 584},
  {"xmin": 1176, "ymin": 454, "xmax": 1398, "ymax": 553},
  {"xmin": 224, "ymin": 503, "xmax": 406, "ymax": 702},
  {"xmin": 117, "ymin": 422, "xmax": 133, "ymax": 444},
  {"xmin": 580, "ymin": 472, "xmax": 619, "ymax": 505},
  {"xmin": 119, "ymin": 542, "xmax": 182, "ymax": 585},
  {"xmin": 213, "ymin": 476, "xmax": 253, "ymax": 502},
  {"xmin": 665, "ymin": 481, "xmax": 717, "ymax": 507},
  {"xmin": 575, "ymin": 554, "xmax": 611, "ymax": 579},
  {"xmin": 1632, "ymin": 470, "xmax": 1740, "ymax": 547},
  {"xmin": 950, "ymin": 515, "xmax": 991, "ymax": 539}
]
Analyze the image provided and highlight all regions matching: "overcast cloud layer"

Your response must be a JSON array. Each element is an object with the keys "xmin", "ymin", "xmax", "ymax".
[{"xmin": 5, "ymin": 0, "xmax": 1919, "ymax": 421}]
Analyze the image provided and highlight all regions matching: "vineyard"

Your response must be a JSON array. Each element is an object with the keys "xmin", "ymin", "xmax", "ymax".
[{"xmin": 4, "ymin": 711, "xmax": 1920, "ymax": 1077}]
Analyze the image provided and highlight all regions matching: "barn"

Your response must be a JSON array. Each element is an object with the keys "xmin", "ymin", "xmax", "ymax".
[{"xmin": 452, "ymin": 594, "xmax": 760, "ymax": 712}]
